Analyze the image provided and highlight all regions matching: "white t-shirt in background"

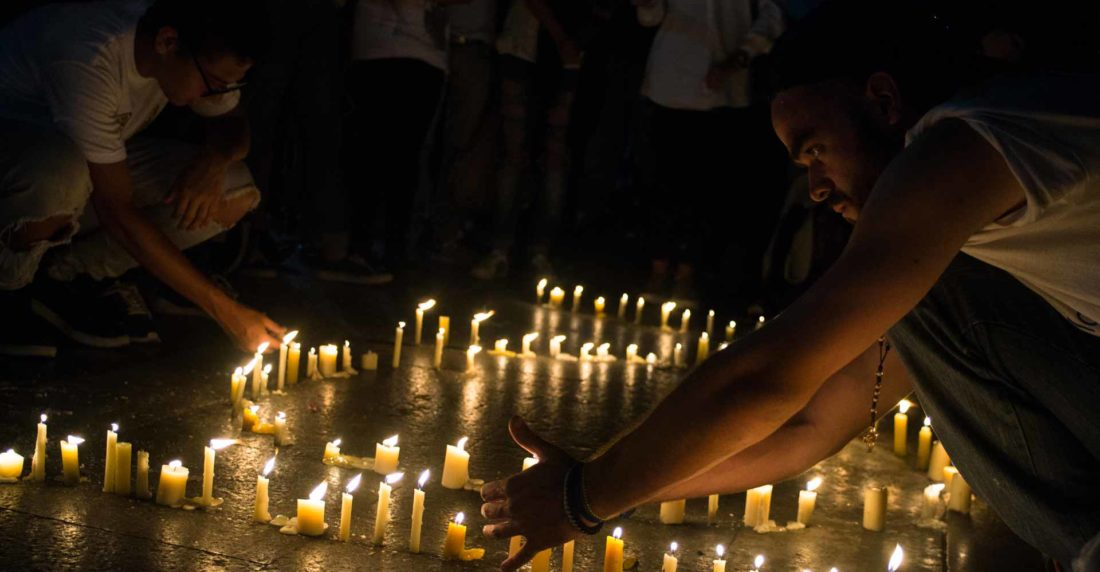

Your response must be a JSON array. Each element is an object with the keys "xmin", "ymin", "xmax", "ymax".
[
  {"xmin": 907, "ymin": 72, "xmax": 1100, "ymax": 335},
  {"xmin": 0, "ymin": 1, "xmax": 239, "ymax": 164}
]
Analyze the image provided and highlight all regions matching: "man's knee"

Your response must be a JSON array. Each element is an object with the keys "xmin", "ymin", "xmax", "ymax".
[
  {"xmin": 0, "ymin": 129, "xmax": 89, "ymax": 254},
  {"xmin": 214, "ymin": 183, "xmax": 260, "ymax": 228}
]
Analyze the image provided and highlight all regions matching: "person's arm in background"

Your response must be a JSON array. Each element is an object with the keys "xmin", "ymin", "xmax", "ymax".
[
  {"xmin": 525, "ymin": 0, "xmax": 583, "ymax": 67},
  {"xmin": 706, "ymin": 0, "xmax": 784, "ymax": 89}
]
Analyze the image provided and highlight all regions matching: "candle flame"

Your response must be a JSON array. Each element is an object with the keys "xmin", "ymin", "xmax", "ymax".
[
  {"xmin": 670, "ymin": 541, "xmax": 678, "ymax": 553},
  {"xmin": 620, "ymin": 293, "xmax": 628, "ymax": 301},
  {"xmin": 4, "ymin": 449, "xmax": 13, "ymax": 455},
  {"xmin": 309, "ymin": 481, "xmax": 328, "ymax": 500},
  {"xmin": 597, "ymin": 343, "xmax": 610, "ymax": 354},
  {"xmin": 638, "ymin": 297, "xmax": 645, "ymax": 305},
  {"xmin": 700, "ymin": 332, "xmax": 709, "ymax": 341},
  {"xmin": 234, "ymin": 367, "xmax": 242, "ymax": 376},
  {"xmin": 455, "ymin": 512, "xmax": 465, "ymax": 525},
  {"xmin": 646, "ymin": 353, "xmax": 657, "ymax": 364},
  {"xmin": 758, "ymin": 316, "xmax": 766, "ymax": 323},
  {"xmin": 209, "ymin": 439, "xmax": 236, "ymax": 450},
  {"xmin": 924, "ymin": 416, "xmax": 931, "ymax": 427},
  {"xmin": 581, "ymin": 342, "xmax": 594, "ymax": 352},
  {"xmin": 382, "ymin": 435, "xmax": 399, "ymax": 447},
  {"xmin": 283, "ymin": 330, "xmax": 299, "ymax": 344},
  {"xmin": 888, "ymin": 544, "xmax": 904, "ymax": 571},
  {"xmin": 807, "ymin": 477, "xmax": 823, "ymax": 491},
  {"xmin": 347, "ymin": 473, "xmax": 362, "ymax": 493},
  {"xmin": 169, "ymin": 460, "xmax": 182, "ymax": 469},
  {"xmin": 276, "ymin": 411, "xmax": 286, "ymax": 421},
  {"xmin": 418, "ymin": 469, "xmax": 430, "ymax": 489},
  {"xmin": 551, "ymin": 287, "xmax": 564, "ymax": 296},
  {"xmin": 418, "ymin": 299, "xmax": 437, "ymax": 311},
  {"xmin": 627, "ymin": 344, "xmax": 638, "ymax": 353},
  {"xmin": 595, "ymin": 296, "xmax": 605, "ymax": 304},
  {"xmin": 729, "ymin": 320, "xmax": 736, "ymax": 328},
  {"xmin": 754, "ymin": 555, "xmax": 765, "ymax": 568},
  {"xmin": 831, "ymin": 569, "xmax": 839, "ymax": 572},
  {"xmin": 243, "ymin": 357, "xmax": 258, "ymax": 375},
  {"xmin": 675, "ymin": 342, "xmax": 682, "ymax": 350},
  {"xmin": 332, "ymin": 438, "xmax": 342, "ymax": 447},
  {"xmin": 552, "ymin": 335, "xmax": 566, "ymax": 343},
  {"xmin": 472, "ymin": 311, "xmax": 495, "ymax": 323},
  {"xmin": 898, "ymin": 399, "xmax": 912, "ymax": 414},
  {"xmin": 574, "ymin": 285, "xmax": 584, "ymax": 295},
  {"xmin": 309, "ymin": 347, "xmax": 316, "ymax": 355},
  {"xmin": 467, "ymin": 345, "xmax": 482, "ymax": 355},
  {"xmin": 537, "ymin": 278, "xmax": 548, "ymax": 290},
  {"xmin": 523, "ymin": 332, "xmax": 539, "ymax": 343},
  {"xmin": 456, "ymin": 437, "xmax": 468, "ymax": 451},
  {"xmin": 716, "ymin": 544, "xmax": 725, "ymax": 558},
  {"xmin": 66, "ymin": 435, "xmax": 84, "ymax": 445},
  {"xmin": 612, "ymin": 526, "xmax": 622, "ymax": 540},
  {"xmin": 929, "ymin": 483, "xmax": 946, "ymax": 495},
  {"xmin": 708, "ymin": 309, "xmax": 715, "ymax": 317},
  {"xmin": 262, "ymin": 457, "xmax": 275, "ymax": 476},
  {"xmin": 111, "ymin": 423, "xmax": 119, "ymax": 432},
  {"xmin": 263, "ymin": 363, "xmax": 272, "ymax": 374},
  {"xmin": 385, "ymin": 472, "xmax": 404, "ymax": 485},
  {"xmin": 257, "ymin": 342, "xmax": 269, "ymax": 353},
  {"xmin": 718, "ymin": 342, "xmax": 729, "ymax": 351},
  {"xmin": 682, "ymin": 309, "xmax": 691, "ymax": 319},
  {"xmin": 344, "ymin": 340, "xmax": 350, "ymax": 348},
  {"xmin": 662, "ymin": 301, "xmax": 676, "ymax": 312},
  {"xmin": 250, "ymin": 405, "xmax": 259, "ymax": 414},
  {"xmin": 40, "ymin": 413, "xmax": 47, "ymax": 423}
]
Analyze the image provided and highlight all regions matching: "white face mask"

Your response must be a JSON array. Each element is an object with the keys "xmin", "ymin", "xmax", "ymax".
[{"xmin": 0, "ymin": 239, "xmax": 52, "ymax": 290}]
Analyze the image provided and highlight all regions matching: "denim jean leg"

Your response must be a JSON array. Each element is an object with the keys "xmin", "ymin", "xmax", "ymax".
[{"xmin": 889, "ymin": 253, "xmax": 1100, "ymax": 564}]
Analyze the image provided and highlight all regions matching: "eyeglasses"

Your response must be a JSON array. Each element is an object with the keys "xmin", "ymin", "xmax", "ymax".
[{"xmin": 191, "ymin": 53, "xmax": 247, "ymax": 97}]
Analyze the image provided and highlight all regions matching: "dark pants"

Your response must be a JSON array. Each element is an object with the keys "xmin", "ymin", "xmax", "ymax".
[
  {"xmin": 344, "ymin": 58, "xmax": 444, "ymax": 263},
  {"xmin": 889, "ymin": 253, "xmax": 1100, "ymax": 565}
]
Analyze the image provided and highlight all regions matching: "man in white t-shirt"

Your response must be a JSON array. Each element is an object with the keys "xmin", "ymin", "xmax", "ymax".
[
  {"xmin": 477, "ymin": 1, "xmax": 1100, "ymax": 570},
  {"xmin": 0, "ymin": 0, "xmax": 286, "ymax": 357}
]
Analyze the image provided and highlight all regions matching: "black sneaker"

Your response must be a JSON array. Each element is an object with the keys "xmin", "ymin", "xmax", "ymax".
[
  {"xmin": 101, "ymin": 280, "xmax": 159, "ymax": 343},
  {"xmin": 29, "ymin": 277, "xmax": 130, "ymax": 348},
  {"xmin": 0, "ymin": 290, "xmax": 58, "ymax": 357},
  {"xmin": 307, "ymin": 254, "xmax": 394, "ymax": 285}
]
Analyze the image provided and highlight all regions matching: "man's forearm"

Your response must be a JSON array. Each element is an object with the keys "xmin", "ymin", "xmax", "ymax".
[{"xmin": 203, "ymin": 112, "xmax": 249, "ymax": 165}]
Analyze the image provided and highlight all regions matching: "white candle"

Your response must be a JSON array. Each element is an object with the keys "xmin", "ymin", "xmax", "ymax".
[
  {"xmin": 580, "ymin": 342, "xmax": 594, "ymax": 362},
  {"xmin": 521, "ymin": 332, "xmax": 538, "ymax": 356},
  {"xmin": 493, "ymin": 339, "xmax": 509, "ymax": 353},
  {"xmin": 287, "ymin": 341, "xmax": 301, "ymax": 384},
  {"xmin": 114, "ymin": 441, "xmax": 132, "ymax": 495},
  {"xmin": 603, "ymin": 526, "xmax": 624, "ymax": 572},
  {"xmin": 862, "ymin": 485, "xmax": 888, "ymax": 531},
  {"xmin": 617, "ymin": 293, "xmax": 629, "ymax": 319},
  {"xmin": 662, "ymin": 542, "xmax": 679, "ymax": 572},
  {"xmin": 393, "ymin": 322, "xmax": 405, "ymax": 368},
  {"xmin": 708, "ymin": 494, "xmax": 719, "ymax": 524},
  {"xmin": 626, "ymin": 344, "xmax": 638, "ymax": 364},
  {"xmin": 274, "ymin": 412, "xmax": 290, "ymax": 446},
  {"xmin": 744, "ymin": 484, "xmax": 773, "ymax": 527},
  {"xmin": 297, "ymin": 481, "xmax": 328, "ymax": 536},
  {"xmin": 340, "ymin": 473, "xmax": 362, "ymax": 542},
  {"xmin": 594, "ymin": 296, "xmax": 606, "ymax": 316},
  {"xmin": 252, "ymin": 342, "xmax": 268, "ymax": 397},
  {"xmin": 679, "ymin": 309, "xmax": 691, "ymax": 333},
  {"xmin": 921, "ymin": 483, "xmax": 945, "ymax": 519},
  {"xmin": 466, "ymin": 345, "xmax": 481, "ymax": 372},
  {"xmin": 307, "ymin": 347, "xmax": 318, "ymax": 379},
  {"xmin": 441, "ymin": 437, "xmax": 470, "ymax": 489},
  {"xmin": 888, "ymin": 544, "xmax": 904, "ymax": 571},
  {"xmin": 319, "ymin": 344, "xmax": 338, "ymax": 376},
  {"xmin": 373, "ymin": 472, "xmax": 403, "ymax": 544},
  {"xmin": 60, "ymin": 435, "xmax": 83, "ymax": 485},
  {"xmin": 696, "ymin": 332, "xmax": 710, "ymax": 363},
  {"xmin": 536, "ymin": 278, "xmax": 548, "ymax": 304},
  {"xmin": 947, "ymin": 471, "xmax": 972, "ymax": 513},
  {"xmin": 31, "ymin": 414, "xmax": 47, "ymax": 482},
  {"xmin": 928, "ymin": 440, "xmax": 950, "ymax": 481},
  {"xmin": 634, "ymin": 297, "xmax": 645, "ymax": 324},
  {"xmin": 342, "ymin": 340, "xmax": 356, "ymax": 373},
  {"xmin": 549, "ymin": 335, "xmax": 566, "ymax": 358},
  {"xmin": 135, "ymin": 450, "xmax": 150, "ymax": 498},
  {"xmin": 916, "ymin": 417, "xmax": 933, "ymax": 470},
  {"xmin": 470, "ymin": 311, "xmax": 494, "ymax": 345},
  {"xmin": 549, "ymin": 287, "xmax": 565, "ymax": 308},
  {"xmin": 277, "ymin": 330, "xmax": 298, "ymax": 391},
  {"xmin": 410, "ymin": 470, "xmax": 429, "ymax": 553},
  {"xmin": 260, "ymin": 364, "xmax": 272, "ymax": 395},
  {"xmin": 797, "ymin": 477, "xmax": 822, "ymax": 525},
  {"xmin": 415, "ymin": 299, "xmax": 436, "ymax": 345},
  {"xmin": 597, "ymin": 343, "xmax": 612, "ymax": 361},
  {"xmin": 673, "ymin": 343, "xmax": 683, "ymax": 367},
  {"xmin": 255, "ymin": 457, "xmax": 275, "ymax": 522},
  {"xmin": 712, "ymin": 544, "xmax": 727, "ymax": 572},
  {"xmin": 156, "ymin": 460, "xmax": 189, "ymax": 506},
  {"xmin": 102, "ymin": 424, "xmax": 118, "ymax": 493},
  {"xmin": 324, "ymin": 438, "xmax": 342, "ymax": 461},
  {"xmin": 0, "ymin": 449, "xmax": 24, "ymax": 480},
  {"xmin": 374, "ymin": 435, "xmax": 400, "ymax": 475},
  {"xmin": 439, "ymin": 316, "xmax": 451, "ymax": 346},
  {"xmin": 571, "ymin": 285, "xmax": 584, "ymax": 312},
  {"xmin": 202, "ymin": 439, "xmax": 236, "ymax": 504},
  {"xmin": 231, "ymin": 367, "xmax": 246, "ymax": 408},
  {"xmin": 433, "ymin": 328, "xmax": 445, "ymax": 368},
  {"xmin": 706, "ymin": 310, "xmax": 715, "ymax": 336},
  {"xmin": 659, "ymin": 499, "xmax": 686, "ymax": 524},
  {"xmin": 725, "ymin": 320, "xmax": 736, "ymax": 341},
  {"xmin": 660, "ymin": 301, "xmax": 677, "ymax": 329},
  {"xmin": 894, "ymin": 399, "xmax": 911, "ymax": 456}
]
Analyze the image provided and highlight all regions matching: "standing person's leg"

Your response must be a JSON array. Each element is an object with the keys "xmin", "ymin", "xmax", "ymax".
[
  {"xmin": 646, "ymin": 104, "xmax": 704, "ymax": 296},
  {"xmin": 889, "ymin": 253, "xmax": 1100, "ymax": 566},
  {"xmin": 527, "ymin": 67, "xmax": 579, "ymax": 277}
]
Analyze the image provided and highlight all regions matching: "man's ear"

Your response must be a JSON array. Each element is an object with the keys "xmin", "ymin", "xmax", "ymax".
[
  {"xmin": 154, "ymin": 26, "xmax": 181, "ymax": 57},
  {"xmin": 864, "ymin": 71, "xmax": 904, "ymax": 128}
]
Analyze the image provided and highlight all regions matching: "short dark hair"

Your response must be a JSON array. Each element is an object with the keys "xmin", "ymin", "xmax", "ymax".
[
  {"xmin": 769, "ymin": 0, "xmax": 979, "ymax": 113},
  {"xmin": 140, "ymin": 0, "xmax": 271, "ymax": 64}
]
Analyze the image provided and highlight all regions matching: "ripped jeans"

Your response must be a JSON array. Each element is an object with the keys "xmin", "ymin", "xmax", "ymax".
[{"xmin": 0, "ymin": 118, "xmax": 259, "ymax": 290}]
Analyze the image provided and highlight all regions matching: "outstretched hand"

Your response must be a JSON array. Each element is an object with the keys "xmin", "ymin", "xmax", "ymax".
[{"xmin": 480, "ymin": 416, "xmax": 581, "ymax": 571}]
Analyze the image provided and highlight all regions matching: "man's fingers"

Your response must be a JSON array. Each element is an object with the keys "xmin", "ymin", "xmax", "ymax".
[
  {"xmin": 482, "ymin": 519, "xmax": 521, "ymax": 540},
  {"xmin": 500, "ymin": 542, "xmax": 540, "ymax": 572},
  {"xmin": 508, "ymin": 416, "xmax": 557, "ymax": 461},
  {"xmin": 263, "ymin": 315, "xmax": 287, "ymax": 337},
  {"xmin": 174, "ymin": 195, "xmax": 189, "ymax": 220},
  {"xmin": 481, "ymin": 478, "xmax": 508, "ymax": 501},
  {"xmin": 481, "ymin": 500, "xmax": 510, "ymax": 520}
]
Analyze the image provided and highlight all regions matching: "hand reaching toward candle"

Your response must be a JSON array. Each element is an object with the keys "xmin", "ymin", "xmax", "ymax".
[
  {"xmin": 213, "ymin": 298, "xmax": 285, "ymax": 352},
  {"xmin": 481, "ymin": 416, "xmax": 579, "ymax": 572}
]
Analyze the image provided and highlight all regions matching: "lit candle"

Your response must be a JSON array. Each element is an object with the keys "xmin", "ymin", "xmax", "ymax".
[
  {"xmin": 393, "ymin": 321, "xmax": 405, "ymax": 368},
  {"xmin": 493, "ymin": 339, "xmax": 510, "ymax": 354},
  {"xmin": 374, "ymin": 435, "xmax": 400, "ymax": 475},
  {"xmin": 712, "ymin": 544, "xmax": 727, "ymax": 572},
  {"xmin": 646, "ymin": 352, "xmax": 658, "ymax": 365},
  {"xmin": 261, "ymin": 364, "xmax": 272, "ymax": 394},
  {"xmin": 947, "ymin": 471, "xmax": 972, "ymax": 514},
  {"xmin": 324, "ymin": 438, "xmax": 342, "ymax": 461},
  {"xmin": 571, "ymin": 285, "xmax": 584, "ymax": 312},
  {"xmin": 894, "ymin": 399, "xmax": 911, "ymax": 456},
  {"xmin": 342, "ymin": 340, "xmax": 356, "ymax": 373},
  {"xmin": 373, "ymin": 472, "xmax": 403, "ymax": 544},
  {"xmin": 580, "ymin": 342, "xmax": 594, "ymax": 362},
  {"xmin": 725, "ymin": 320, "xmax": 736, "ymax": 341},
  {"xmin": 340, "ymin": 473, "xmax": 362, "ymax": 542},
  {"xmin": 230, "ymin": 367, "xmax": 246, "ymax": 408},
  {"xmin": 433, "ymin": 328, "xmax": 445, "ymax": 368},
  {"xmin": 708, "ymin": 494, "xmax": 719, "ymax": 524},
  {"xmin": 255, "ymin": 457, "xmax": 275, "ymax": 523},
  {"xmin": 549, "ymin": 335, "xmax": 566, "ymax": 358},
  {"xmin": 31, "ymin": 414, "xmax": 46, "ymax": 482},
  {"xmin": 797, "ymin": 477, "xmax": 822, "ymax": 525},
  {"xmin": 415, "ymin": 299, "xmax": 436, "ymax": 345},
  {"xmin": 242, "ymin": 404, "xmax": 260, "ymax": 431},
  {"xmin": 673, "ymin": 343, "xmax": 683, "ymax": 367},
  {"xmin": 862, "ymin": 485, "xmax": 888, "ymax": 532},
  {"xmin": 921, "ymin": 483, "xmax": 945, "ymax": 519},
  {"xmin": 442, "ymin": 512, "xmax": 485, "ymax": 560},
  {"xmin": 287, "ymin": 341, "xmax": 301, "ymax": 384},
  {"xmin": 927, "ymin": 440, "xmax": 950, "ymax": 481},
  {"xmin": 696, "ymin": 332, "xmax": 710, "ymax": 363},
  {"xmin": 252, "ymin": 342, "xmax": 269, "ymax": 397},
  {"xmin": 409, "ymin": 470, "xmax": 429, "ymax": 553},
  {"xmin": 756, "ymin": 315, "xmax": 766, "ymax": 330},
  {"xmin": 156, "ymin": 460, "xmax": 189, "ymax": 506},
  {"xmin": 307, "ymin": 347, "xmax": 318, "ymax": 379},
  {"xmin": 744, "ymin": 484, "xmax": 773, "ymax": 527},
  {"xmin": 536, "ymin": 278, "xmax": 548, "ymax": 304},
  {"xmin": 751, "ymin": 554, "xmax": 764, "ymax": 572},
  {"xmin": 888, "ymin": 544, "xmax": 904, "ymax": 571},
  {"xmin": 943, "ymin": 465, "xmax": 958, "ymax": 489},
  {"xmin": 439, "ymin": 315, "xmax": 451, "ymax": 345},
  {"xmin": 521, "ymin": 332, "xmax": 539, "ymax": 356},
  {"xmin": 0, "ymin": 449, "xmax": 24, "ymax": 481},
  {"xmin": 916, "ymin": 417, "xmax": 933, "ymax": 470},
  {"xmin": 274, "ymin": 412, "xmax": 290, "ymax": 446},
  {"xmin": 679, "ymin": 309, "xmax": 691, "ymax": 333},
  {"xmin": 563, "ymin": 540, "xmax": 575, "ymax": 572},
  {"xmin": 135, "ymin": 450, "xmax": 150, "ymax": 498},
  {"xmin": 441, "ymin": 437, "xmax": 470, "ymax": 489},
  {"xmin": 201, "ymin": 439, "xmax": 236, "ymax": 506},
  {"xmin": 114, "ymin": 441, "xmax": 132, "ymax": 495},
  {"xmin": 660, "ymin": 301, "xmax": 677, "ymax": 329},
  {"xmin": 706, "ymin": 310, "xmax": 715, "ymax": 336},
  {"xmin": 60, "ymin": 435, "xmax": 83, "ymax": 485},
  {"xmin": 662, "ymin": 541, "xmax": 679, "ymax": 572},
  {"xmin": 549, "ymin": 287, "xmax": 565, "ymax": 308},
  {"xmin": 603, "ymin": 526, "xmax": 624, "ymax": 572},
  {"xmin": 594, "ymin": 296, "xmax": 606, "ymax": 316},
  {"xmin": 597, "ymin": 343, "xmax": 612, "ymax": 361},
  {"xmin": 659, "ymin": 499, "xmax": 686, "ymax": 524},
  {"xmin": 319, "ymin": 344, "xmax": 338, "ymax": 377},
  {"xmin": 626, "ymin": 344, "xmax": 638, "ymax": 363},
  {"xmin": 297, "ymin": 481, "xmax": 328, "ymax": 536},
  {"xmin": 617, "ymin": 293, "xmax": 629, "ymax": 319},
  {"xmin": 634, "ymin": 297, "xmax": 645, "ymax": 324},
  {"xmin": 466, "ymin": 345, "xmax": 481, "ymax": 372},
  {"xmin": 277, "ymin": 330, "xmax": 298, "ymax": 391},
  {"xmin": 103, "ymin": 423, "xmax": 118, "ymax": 493}
]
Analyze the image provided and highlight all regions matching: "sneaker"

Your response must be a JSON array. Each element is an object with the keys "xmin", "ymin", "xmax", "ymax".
[
  {"xmin": 0, "ymin": 290, "xmax": 58, "ymax": 357},
  {"xmin": 471, "ymin": 250, "xmax": 509, "ymax": 280},
  {"xmin": 102, "ymin": 280, "xmax": 159, "ymax": 343},
  {"xmin": 529, "ymin": 252, "xmax": 555, "ymax": 280},
  {"xmin": 29, "ymin": 277, "xmax": 130, "ymax": 348},
  {"xmin": 307, "ymin": 254, "xmax": 394, "ymax": 285}
]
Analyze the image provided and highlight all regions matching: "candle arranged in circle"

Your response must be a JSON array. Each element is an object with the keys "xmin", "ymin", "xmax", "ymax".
[
  {"xmin": 372, "ymin": 472, "xmax": 403, "ymax": 544},
  {"xmin": 894, "ymin": 399, "xmax": 911, "ymax": 456},
  {"xmin": 374, "ymin": 434, "xmax": 400, "ymax": 475},
  {"xmin": 340, "ymin": 473, "xmax": 362, "ymax": 542},
  {"xmin": 603, "ymin": 526, "xmax": 624, "ymax": 572},
  {"xmin": 409, "ymin": 469, "xmax": 429, "ymax": 553},
  {"xmin": 441, "ymin": 437, "xmax": 470, "ymax": 489},
  {"xmin": 662, "ymin": 541, "xmax": 678, "ymax": 572},
  {"xmin": 797, "ymin": 477, "xmax": 822, "ymax": 525},
  {"xmin": 60, "ymin": 435, "xmax": 84, "ymax": 485},
  {"xmin": 415, "ymin": 299, "xmax": 436, "ymax": 345},
  {"xmin": 297, "ymin": 481, "xmax": 328, "ymax": 536},
  {"xmin": 712, "ymin": 544, "xmax": 727, "ymax": 572},
  {"xmin": 254, "ymin": 456, "xmax": 275, "ymax": 523},
  {"xmin": 156, "ymin": 460, "xmax": 189, "ymax": 506}
]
